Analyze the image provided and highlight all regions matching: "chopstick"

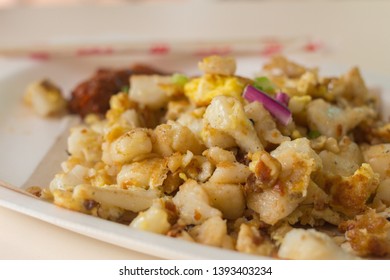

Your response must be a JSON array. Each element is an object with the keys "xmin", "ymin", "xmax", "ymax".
[
  {"xmin": 0, "ymin": 37, "xmax": 323, "ymax": 59},
  {"xmin": 0, "ymin": 179, "xmax": 39, "ymax": 199}
]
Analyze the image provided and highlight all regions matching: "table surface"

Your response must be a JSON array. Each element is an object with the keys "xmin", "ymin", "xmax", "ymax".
[{"xmin": 1, "ymin": 0, "xmax": 390, "ymax": 260}]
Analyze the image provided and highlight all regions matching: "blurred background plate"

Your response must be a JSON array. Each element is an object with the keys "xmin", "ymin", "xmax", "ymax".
[{"xmin": 1, "ymin": 1, "xmax": 390, "ymax": 73}]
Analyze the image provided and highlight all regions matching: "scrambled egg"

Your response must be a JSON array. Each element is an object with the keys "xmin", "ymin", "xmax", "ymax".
[{"xmin": 184, "ymin": 74, "xmax": 245, "ymax": 106}]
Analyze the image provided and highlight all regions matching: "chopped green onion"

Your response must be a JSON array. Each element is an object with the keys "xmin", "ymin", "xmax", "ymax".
[
  {"xmin": 121, "ymin": 85, "xmax": 129, "ymax": 93},
  {"xmin": 172, "ymin": 73, "xmax": 189, "ymax": 87},
  {"xmin": 308, "ymin": 130, "xmax": 321, "ymax": 139},
  {"xmin": 253, "ymin": 77, "xmax": 275, "ymax": 93}
]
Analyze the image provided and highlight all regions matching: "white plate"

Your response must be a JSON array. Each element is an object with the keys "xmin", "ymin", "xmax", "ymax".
[{"xmin": 0, "ymin": 54, "xmax": 389, "ymax": 259}]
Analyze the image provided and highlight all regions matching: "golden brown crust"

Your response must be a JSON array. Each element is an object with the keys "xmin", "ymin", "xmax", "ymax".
[{"xmin": 339, "ymin": 209, "xmax": 390, "ymax": 257}]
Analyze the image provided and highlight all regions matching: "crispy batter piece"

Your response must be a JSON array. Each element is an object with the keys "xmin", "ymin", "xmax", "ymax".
[{"xmin": 339, "ymin": 209, "xmax": 390, "ymax": 257}]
